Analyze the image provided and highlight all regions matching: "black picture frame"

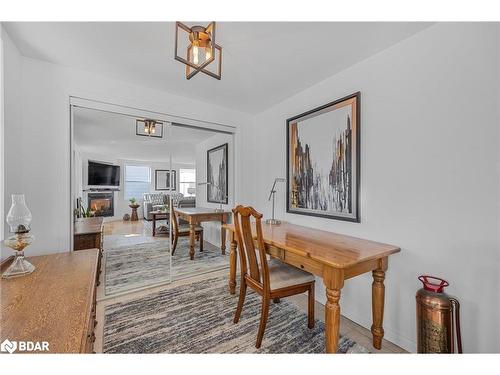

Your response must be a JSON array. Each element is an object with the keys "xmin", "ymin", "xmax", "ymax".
[
  {"xmin": 286, "ymin": 92, "xmax": 360, "ymax": 222},
  {"xmin": 207, "ymin": 143, "xmax": 228, "ymax": 204},
  {"xmin": 155, "ymin": 169, "xmax": 176, "ymax": 191}
]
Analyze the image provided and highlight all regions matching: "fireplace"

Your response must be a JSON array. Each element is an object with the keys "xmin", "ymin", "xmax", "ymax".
[{"xmin": 88, "ymin": 192, "xmax": 114, "ymax": 217}]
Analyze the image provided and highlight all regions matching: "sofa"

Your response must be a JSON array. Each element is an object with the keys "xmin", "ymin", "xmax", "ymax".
[{"xmin": 143, "ymin": 192, "xmax": 196, "ymax": 221}]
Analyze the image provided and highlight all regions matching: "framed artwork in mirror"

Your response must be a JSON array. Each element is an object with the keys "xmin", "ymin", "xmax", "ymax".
[
  {"xmin": 155, "ymin": 170, "xmax": 176, "ymax": 191},
  {"xmin": 207, "ymin": 143, "xmax": 228, "ymax": 204}
]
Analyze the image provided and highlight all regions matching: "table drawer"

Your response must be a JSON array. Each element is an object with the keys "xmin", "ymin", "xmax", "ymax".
[
  {"xmin": 74, "ymin": 233, "xmax": 100, "ymax": 251},
  {"xmin": 284, "ymin": 251, "xmax": 323, "ymax": 276},
  {"xmin": 266, "ymin": 244, "xmax": 284, "ymax": 260}
]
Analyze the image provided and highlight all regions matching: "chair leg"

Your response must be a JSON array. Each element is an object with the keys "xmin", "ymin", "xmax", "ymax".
[
  {"xmin": 273, "ymin": 298, "xmax": 281, "ymax": 304},
  {"xmin": 233, "ymin": 281, "xmax": 247, "ymax": 324},
  {"xmin": 308, "ymin": 283, "xmax": 315, "ymax": 329},
  {"xmin": 171, "ymin": 235, "xmax": 178, "ymax": 256},
  {"xmin": 256, "ymin": 296, "xmax": 270, "ymax": 349},
  {"xmin": 199, "ymin": 231, "xmax": 204, "ymax": 252}
]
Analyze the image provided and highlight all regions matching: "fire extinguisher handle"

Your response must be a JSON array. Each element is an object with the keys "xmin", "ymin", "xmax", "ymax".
[{"xmin": 450, "ymin": 297, "xmax": 462, "ymax": 353}]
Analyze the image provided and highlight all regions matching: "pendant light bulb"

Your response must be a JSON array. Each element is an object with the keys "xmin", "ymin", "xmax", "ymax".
[{"xmin": 192, "ymin": 45, "xmax": 199, "ymax": 65}]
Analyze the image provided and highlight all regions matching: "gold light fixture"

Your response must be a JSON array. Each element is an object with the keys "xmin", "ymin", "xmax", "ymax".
[
  {"xmin": 136, "ymin": 119, "xmax": 163, "ymax": 138},
  {"xmin": 174, "ymin": 22, "xmax": 222, "ymax": 80}
]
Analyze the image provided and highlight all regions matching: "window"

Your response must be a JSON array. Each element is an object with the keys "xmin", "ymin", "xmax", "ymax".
[
  {"xmin": 180, "ymin": 169, "xmax": 196, "ymax": 197},
  {"xmin": 124, "ymin": 165, "xmax": 151, "ymax": 201}
]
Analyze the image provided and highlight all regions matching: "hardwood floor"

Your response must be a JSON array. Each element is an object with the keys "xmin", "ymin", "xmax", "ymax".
[
  {"xmin": 103, "ymin": 218, "xmax": 161, "ymax": 237},
  {"xmin": 95, "ymin": 219, "xmax": 406, "ymax": 353},
  {"xmin": 288, "ymin": 294, "xmax": 407, "ymax": 353}
]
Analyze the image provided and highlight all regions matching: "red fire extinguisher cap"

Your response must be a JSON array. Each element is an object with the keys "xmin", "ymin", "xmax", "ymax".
[{"xmin": 418, "ymin": 275, "xmax": 449, "ymax": 293}]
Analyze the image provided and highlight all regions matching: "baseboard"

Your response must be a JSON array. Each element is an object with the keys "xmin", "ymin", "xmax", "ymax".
[
  {"xmin": 340, "ymin": 307, "xmax": 416, "ymax": 353},
  {"xmin": 314, "ymin": 278, "xmax": 416, "ymax": 353}
]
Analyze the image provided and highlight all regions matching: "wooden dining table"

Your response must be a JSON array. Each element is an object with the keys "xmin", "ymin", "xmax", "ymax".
[
  {"xmin": 223, "ymin": 222, "xmax": 401, "ymax": 353},
  {"xmin": 174, "ymin": 207, "xmax": 232, "ymax": 260}
]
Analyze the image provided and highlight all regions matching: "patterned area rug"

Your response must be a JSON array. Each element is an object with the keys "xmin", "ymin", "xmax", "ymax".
[
  {"xmin": 104, "ymin": 238, "xmax": 229, "ymax": 296},
  {"xmin": 103, "ymin": 275, "xmax": 370, "ymax": 353}
]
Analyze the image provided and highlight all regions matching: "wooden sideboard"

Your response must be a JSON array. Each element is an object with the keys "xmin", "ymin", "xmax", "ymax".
[
  {"xmin": 74, "ymin": 217, "xmax": 104, "ymax": 250},
  {"xmin": 0, "ymin": 249, "xmax": 99, "ymax": 353},
  {"xmin": 74, "ymin": 217, "xmax": 104, "ymax": 284}
]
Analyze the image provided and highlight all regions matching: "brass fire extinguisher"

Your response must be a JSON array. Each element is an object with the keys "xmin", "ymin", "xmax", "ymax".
[{"xmin": 416, "ymin": 275, "xmax": 462, "ymax": 353}]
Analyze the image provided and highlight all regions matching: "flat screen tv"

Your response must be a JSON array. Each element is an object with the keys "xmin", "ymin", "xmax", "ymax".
[{"xmin": 88, "ymin": 161, "xmax": 120, "ymax": 187}]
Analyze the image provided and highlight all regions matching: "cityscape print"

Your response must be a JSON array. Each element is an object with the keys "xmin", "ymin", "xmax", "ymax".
[
  {"xmin": 288, "ymin": 94, "xmax": 359, "ymax": 221},
  {"xmin": 207, "ymin": 143, "xmax": 228, "ymax": 203}
]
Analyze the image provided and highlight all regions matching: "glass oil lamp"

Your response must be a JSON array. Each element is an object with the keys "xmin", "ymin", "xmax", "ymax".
[{"xmin": 2, "ymin": 194, "xmax": 35, "ymax": 278}]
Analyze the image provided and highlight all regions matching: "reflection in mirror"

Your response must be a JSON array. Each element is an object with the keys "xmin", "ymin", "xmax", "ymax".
[{"xmin": 71, "ymin": 105, "xmax": 234, "ymax": 300}]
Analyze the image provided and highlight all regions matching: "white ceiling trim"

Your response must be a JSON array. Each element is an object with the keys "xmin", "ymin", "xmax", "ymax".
[{"xmin": 69, "ymin": 96, "xmax": 236, "ymax": 134}]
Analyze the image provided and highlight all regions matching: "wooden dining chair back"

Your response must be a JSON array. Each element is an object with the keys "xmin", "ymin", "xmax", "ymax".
[
  {"xmin": 170, "ymin": 206, "xmax": 203, "ymax": 255},
  {"xmin": 170, "ymin": 204, "xmax": 179, "ymax": 235},
  {"xmin": 232, "ymin": 205, "xmax": 315, "ymax": 349},
  {"xmin": 232, "ymin": 205, "xmax": 270, "ymax": 291}
]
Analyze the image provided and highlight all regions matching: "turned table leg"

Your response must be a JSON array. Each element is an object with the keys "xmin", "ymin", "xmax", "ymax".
[
  {"xmin": 323, "ymin": 268, "xmax": 344, "ymax": 353},
  {"xmin": 229, "ymin": 231, "xmax": 237, "ymax": 294},
  {"xmin": 220, "ymin": 215, "xmax": 227, "ymax": 255},
  {"xmin": 189, "ymin": 223, "xmax": 196, "ymax": 260},
  {"xmin": 371, "ymin": 258, "xmax": 387, "ymax": 350}
]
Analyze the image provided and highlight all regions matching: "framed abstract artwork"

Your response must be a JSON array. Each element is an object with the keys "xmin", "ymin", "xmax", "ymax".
[
  {"xmin": 207, "ymin": 143, "xmax": 228, "ymax": 204},
  {"xmin": 286, "ymin": 92, "xmax": 360, "ymax": 222},
  {"xmin": 155, "ymin": 169, "xmax": 176, "ymax": 191}
]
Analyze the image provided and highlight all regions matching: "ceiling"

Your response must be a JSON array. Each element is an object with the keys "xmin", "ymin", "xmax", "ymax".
[
  {"xmin": 4, "ymin": 22, "xmax": 433, "ymax": 113},
  {"xmin": 73, "ymin": 107, "xmax": 218, "ymax": 164}
]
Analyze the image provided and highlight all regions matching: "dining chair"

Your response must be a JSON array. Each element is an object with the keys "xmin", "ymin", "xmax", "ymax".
[
  {"xmin": 170, "ymin": 206, "xmax": 204, "ymax": 255},
  {"xmin": 232, "ymin": 205, "xmax": 315, "ymax": 348}
]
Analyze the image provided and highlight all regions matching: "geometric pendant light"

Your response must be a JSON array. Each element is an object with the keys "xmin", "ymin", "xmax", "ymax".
[
  {"xmin": 136, "ymin": 119, "xmax": 163, "ymax": 138},
  {"xmin": 174, "ymin": 21, "xmax": 222, "ymax": 80}
]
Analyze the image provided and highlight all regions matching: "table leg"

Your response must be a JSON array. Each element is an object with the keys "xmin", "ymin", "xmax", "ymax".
[
  {"xmin": 189, "ymin": 223, "xmax": 196, "ymax": 260},
  {"xmin": 229, "ymin": 231, "xmax": 237, "ymax": 294},
  {"xmin": 152, "ymin": 215, "xmax": 156, "ymax": 236},
  {"xmin": 371, "ymin": 258, "xmax": 387, "ymax": 350},
  {"xmin": 323, "ymin": 268, "xmax": 344, "ymax": 353},
  {"xmin": 220, "ymin": 215, "xmax": 227, "ymax": 255}
]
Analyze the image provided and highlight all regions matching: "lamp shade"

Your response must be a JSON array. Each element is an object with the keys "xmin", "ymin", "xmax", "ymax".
[{"xmin": 6, "ymin": 194, "xmax": 32, "ymax": 233}]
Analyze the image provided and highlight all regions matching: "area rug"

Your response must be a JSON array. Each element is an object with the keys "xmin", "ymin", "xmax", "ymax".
[
  {"xmin": 104, "ymin": 238, "xmax": 229, "ymax": 296},
  {"xmin": 103, "ymin": 275, "xmax": 370, "ymax": 353}
]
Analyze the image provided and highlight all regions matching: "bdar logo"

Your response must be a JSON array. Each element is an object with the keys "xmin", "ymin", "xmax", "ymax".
[
  {"xmin": 1, "ymin": 339, "xmax": 17, "ymax": 354},
  {"xmin": 0, "ymin": 339, "xmax": 49, "ymax": 353}
]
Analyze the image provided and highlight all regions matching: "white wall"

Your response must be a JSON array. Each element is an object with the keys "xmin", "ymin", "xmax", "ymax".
[
  {"xmin": 243, "ymin": 23, "xmax": 500, "ymax": 353},
  {"xmin": 0, "ymin": 27, "xmax": 4, "ymax": 252},
  {"xmin": 195, "ymin": 132, "xmax": 234, "ymax": 246},
  {"xmin": 1, "ymin": 37, "xmax": 251, "ymax": 257},
  {"xmin": 1, "ymin": 27, "xmax": 22, "ymax": 260}
]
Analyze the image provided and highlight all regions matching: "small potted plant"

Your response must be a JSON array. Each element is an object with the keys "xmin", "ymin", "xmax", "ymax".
[{"xmin": 128, "ymin": 198, "xmax": 139, "ymax": 221}]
